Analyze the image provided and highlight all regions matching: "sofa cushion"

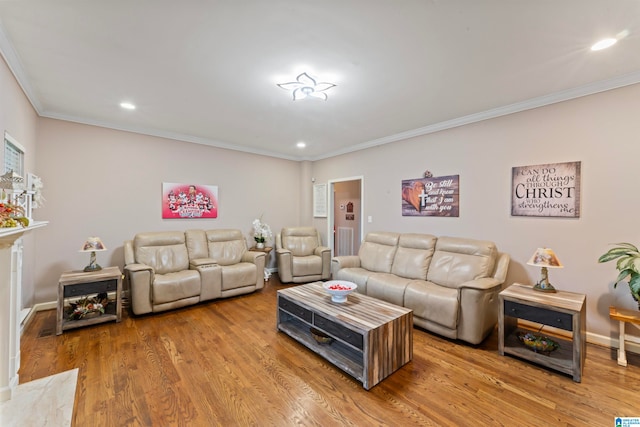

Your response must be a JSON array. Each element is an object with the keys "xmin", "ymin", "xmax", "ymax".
[
  {"xmin": 205, "ymin": 229, "xmax": 246, "ymax": 265},
  {"xmin": 152, "ymin": 270, "xmax": 201, "ymax": 304},
  {"xmin": 427, "ymin": 236, "xmax": 497, "ymax": 289},
  {"xmin": 404, "ymin": 280, "xmax": 459, "ymax": 329},
  {"xmin": 185, "ymin": 229, "xmax": 208, "ymax": 260},
  {"xmin": 221, "ymin": 263, "xmax": 257, "ymax": 290},
  {"xmin": 292, "ymin": 255, "xmax": 323, "ymax": 277},
  {"xmin": 366, "ymin": 273, "xmax": 411, "ymax": 306},
  {"xmin": 391, "ymin": 233, "xmax": 437, "ymax": 280},
  {"xmin": 359, "ymin": 232, "xmax": 399, "ymax": 273},
  {"xmin": 281, "ymin": 227, "xmax": 319, "ymax": 256},
  {"xmin": 134, "ymin": 231, "xmax": 190, "ymax": 274}
]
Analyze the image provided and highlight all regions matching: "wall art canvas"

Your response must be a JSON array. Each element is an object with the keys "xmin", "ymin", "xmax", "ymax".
[
  {"xmin": 511, "ymin": 161, "xmax": 581, "ymax": 217},
  {"xmin": 162, "ymin": 182, "xmax": 218, "ymax": 219},
  {"xmin": 401, "ymin": 174, "xmax": 459, "ymax": 217}
]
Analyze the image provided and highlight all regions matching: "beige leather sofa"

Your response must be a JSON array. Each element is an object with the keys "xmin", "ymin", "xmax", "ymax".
[
  {"xmin": 124, "ymin": 229, "xmax": 265, "ymax": 315},
  {"xmin": 331, "ymin": 232, "xmax": 510, "ymax": 345},
  {"xmin": 275, "ymin": 227, "xmax": 331, "ymax": 283}
]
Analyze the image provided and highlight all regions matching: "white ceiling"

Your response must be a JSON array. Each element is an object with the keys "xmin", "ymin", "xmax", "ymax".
[{"xmin": 1, "ymin": 1, "xmax": 639, "ymax": 161}]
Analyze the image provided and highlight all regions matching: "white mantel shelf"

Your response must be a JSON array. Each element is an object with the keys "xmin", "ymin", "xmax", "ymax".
[
  {"xmin": 0, "ymin": 221, "xmax": 48, "ymax": 240},
  {"xmin": 0, "ymin": 220, "xmax": 48, "ymax": 402}
]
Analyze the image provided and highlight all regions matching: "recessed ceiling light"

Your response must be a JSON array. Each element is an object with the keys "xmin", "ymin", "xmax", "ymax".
[
  {"xmin": 590, "ymin": 38, "xmax": 617, "ymax": 51},
  {"xmin": 297, "ymin": 142, "xmax": 306, "ymax": 148},
  {"xmin": 120, "ymin": 102, "xmax": 136, "ymax": 110}
]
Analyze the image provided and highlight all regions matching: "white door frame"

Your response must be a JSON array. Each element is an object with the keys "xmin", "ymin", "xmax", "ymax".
[{"xmin": 327, "ymin": 176, "xmax": 364, "ymax": 257}]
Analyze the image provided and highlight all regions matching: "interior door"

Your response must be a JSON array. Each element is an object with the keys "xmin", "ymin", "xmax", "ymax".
[{"xmin": 328, "ymin": 177, "xmax": 363, "ymax": 257}]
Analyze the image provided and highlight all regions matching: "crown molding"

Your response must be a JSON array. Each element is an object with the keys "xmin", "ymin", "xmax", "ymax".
[
  {"xmin": 311, "ymin": 72, "xmax": 640, "ymax": 161},
  {"xmin": 40, "ymin": 111, "xmax": 302, "ymax": 161},
  {"xmin": 0, "ymin": 19, "xmax": 42, "ymax": 113}
]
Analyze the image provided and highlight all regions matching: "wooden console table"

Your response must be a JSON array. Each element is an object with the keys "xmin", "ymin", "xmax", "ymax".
[{"xmin": 609, "ymin": 306, "xmax": 640, "ymax": 366}]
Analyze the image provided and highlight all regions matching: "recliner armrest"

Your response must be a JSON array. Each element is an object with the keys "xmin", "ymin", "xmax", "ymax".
[
  {"xmin": 124, "ymin": 263, "xmax": 154, "ymax": 315},
  {"xmin": 243, "ymin": 251, "xmax": 265, "ymax": 264},
  {"xmin": 331, "ymin": 255, "xmax": 361, "ymax": 269},
  {"xmin": 457, "ymin": 277, "xmax": 502, "ymax": 291},
  {"xmin": 125, "ymin": 263, "xmax": 154, "ymax": 275},
  {"xmin": 314, "ymin": 245, "xmax": 331, "ymax": 256}
]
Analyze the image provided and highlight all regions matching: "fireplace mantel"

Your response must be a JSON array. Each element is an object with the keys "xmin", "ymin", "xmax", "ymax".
[{"xmin": 0, "ymin": 221, "xmax": 47, "ymax": 402}]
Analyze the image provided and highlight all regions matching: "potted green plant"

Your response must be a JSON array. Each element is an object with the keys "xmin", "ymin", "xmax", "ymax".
[{"xmin": 598, "ymin": 242, "xmax": 640, "ymax": 310}]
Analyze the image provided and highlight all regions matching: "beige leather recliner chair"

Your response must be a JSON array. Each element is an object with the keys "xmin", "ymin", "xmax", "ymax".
[{"xmin": 276, "ymin": 227, "xmax": 331, "ymax": 283}]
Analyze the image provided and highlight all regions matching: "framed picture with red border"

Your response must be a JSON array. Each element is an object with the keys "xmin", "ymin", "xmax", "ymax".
[{"xmin": 162, "ymin": 182, "xmax": 218, "ymax": 219}]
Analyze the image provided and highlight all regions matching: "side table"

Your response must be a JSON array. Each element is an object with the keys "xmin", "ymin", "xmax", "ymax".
[
  {"xmin": 251, "ymin": 246, "xmax": 273, "ymax": 280},
  {"xmin": 498, "ymin": 283, "xmax": 586, "ymax": 382},
  {"xmin": 609, "ymin": 306, "xmax": 640, "ymax": 366},
  {"xmin": 57, "ymin": 266, "xmax": 123, "ymax": 335}
]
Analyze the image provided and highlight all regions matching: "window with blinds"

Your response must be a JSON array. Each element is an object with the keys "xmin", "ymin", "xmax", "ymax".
[{"xmin": 3, "ymin": 132, "xmax": 24, "ymax": 176}]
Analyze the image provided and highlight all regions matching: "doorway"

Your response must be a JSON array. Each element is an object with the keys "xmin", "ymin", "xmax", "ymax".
[{"xmin": 328, "ymin": 177, "xmax": 363, "ymax": 257}]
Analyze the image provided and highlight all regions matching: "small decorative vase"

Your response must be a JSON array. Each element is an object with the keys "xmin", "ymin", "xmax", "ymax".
[{"xmin": 256, "ymin": 242, "xmax": 265, "ymax": 249}]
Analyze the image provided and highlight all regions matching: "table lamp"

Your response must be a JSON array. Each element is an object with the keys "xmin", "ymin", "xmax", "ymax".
[
  {"xmin": 527, "ymin": 247, "xmax": 563, "ymax": 292},
  {"xmin": 80, "ymin": 237, "xmax": 107, "ymax": 272}
]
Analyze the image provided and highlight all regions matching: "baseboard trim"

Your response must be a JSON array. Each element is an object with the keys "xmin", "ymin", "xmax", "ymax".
[
  {"xmin": 588, "ymin": 331, "xmax": 640, "ymax": 355},
  {"xmin": 20, "ymin": 301, "xmax": 57, "ymax": 336}
]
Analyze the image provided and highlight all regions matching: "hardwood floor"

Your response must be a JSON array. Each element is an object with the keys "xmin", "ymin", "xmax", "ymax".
[{"xmin": 20, "ymin": 276, "xmax": 640, "ymax": 426}]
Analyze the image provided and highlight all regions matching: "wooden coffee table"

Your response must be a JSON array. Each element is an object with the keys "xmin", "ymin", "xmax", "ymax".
[{"xmin": 277, "ymin": 282, "xmax": 413, "ymax": 389}]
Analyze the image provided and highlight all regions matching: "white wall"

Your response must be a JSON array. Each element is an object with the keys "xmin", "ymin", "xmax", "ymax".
[{"xmin": 311, "ymin": 83, "xmax": 640, "ymax": 342}]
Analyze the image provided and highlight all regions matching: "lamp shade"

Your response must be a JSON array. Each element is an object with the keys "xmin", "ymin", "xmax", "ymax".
[
  {"xmin": 80, "ymin": 237, "xmax": 107, "ymax": 252},
  {"xmin": 527, "ymin": 248, "xmax": 563, "ymax": 268}
]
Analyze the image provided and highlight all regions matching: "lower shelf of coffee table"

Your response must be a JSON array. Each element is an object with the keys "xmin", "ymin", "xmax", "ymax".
[{"xmin": 278, "ymin": 312, "xmax": 364, "ymax": 382}]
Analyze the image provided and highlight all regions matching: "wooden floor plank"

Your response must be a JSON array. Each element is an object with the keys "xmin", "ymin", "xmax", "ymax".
[{"xmin": 19, "ymin": 275, "xmax": 640, "ymax": 426}]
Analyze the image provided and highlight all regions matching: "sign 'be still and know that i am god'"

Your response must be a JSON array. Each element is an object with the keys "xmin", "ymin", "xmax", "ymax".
[
  {"xmin": 402, "ymin": 175, "xmax": 460, "ymax": 217},
  {"xmin": 511, "ymin": 161, "xmax": 581, "ymax": 217}
]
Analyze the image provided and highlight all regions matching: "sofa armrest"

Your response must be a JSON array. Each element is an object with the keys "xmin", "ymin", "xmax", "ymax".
[
  {"xmin": 492, "ymin": 252, "xmax": 511, "ymax": 284},
  {"xmin": 124, "ymin": 263, "xmax": 154, "ymax": 315},
  {"xmin": 243, "ymin": 251, "xmax": 266, "ymax": 289},
  {"xmin": 190, "ymin": 258, "xmax": 218, "ymax": 268},
  {"xmin": 314, "ymin": 245, "xmax": 331, "ymax": 256},
  {"xmin": 276, "ymin": 249, "xmax": 293, "ymax": 283},
  {"xmin": 190, "ymin": 259, "xmax": 222, "ymax": 301},
  {"xmin": 331, "ymin": 255, "xmax": 361, "ymax": 277},
  {"xmin": 458, "ymin": 277, "xmax": 503, "ymax": 291},
  {"xmin": 315, "ymin": 246, "xmax": 332, "ymax": 280},
  {"xmin": 243, "ymin": 251, "xmax": 265, "ymax": 264},
  {"xmin": 331, "ymin": 255, "xmax": 361, "ymax": 269}
]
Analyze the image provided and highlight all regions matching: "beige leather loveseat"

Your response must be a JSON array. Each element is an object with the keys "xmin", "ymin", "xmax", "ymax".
[
  {"xmin": 331, "ymin": 232, "xmax": 510, "ymax": 344},
  {"xmin": 124, "ymin": 229, "xmax": 265, "ymax": 315}
]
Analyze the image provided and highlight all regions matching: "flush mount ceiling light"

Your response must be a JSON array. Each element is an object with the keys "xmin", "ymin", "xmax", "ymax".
[
  {"xmin": 277, "ymin": 72, "xmax": 336, "ymax": 101},
  {"xmin": 120, "ymin": 102, "xmax": 136, "ymax": 110}
]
